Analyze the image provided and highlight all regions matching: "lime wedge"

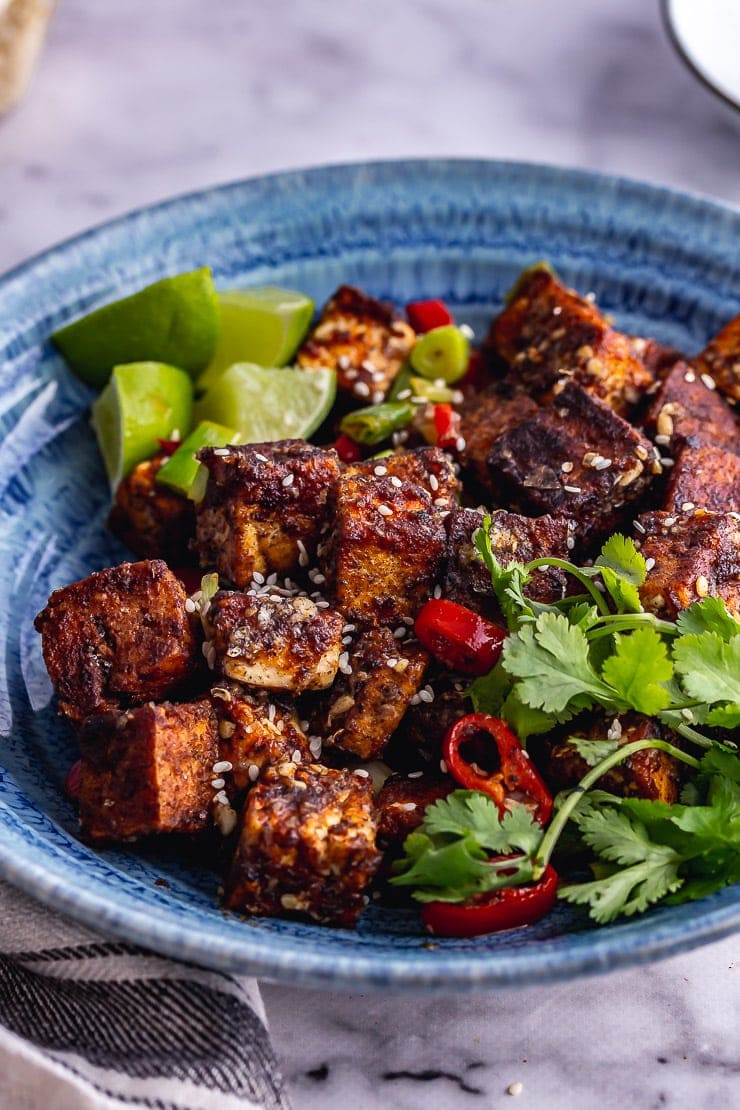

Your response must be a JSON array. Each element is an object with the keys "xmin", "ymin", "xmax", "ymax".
[
  {"xmin": 197, "ymin": 287, "xmax": 314, "ymax": 392},
  {"xmin": 52, "ymin": 268, "xmax": 220, "ymax": 387},
  {"xmin": 194, "ymin": 362, "xmax": 336, "ymax": 443},
  {"xmin": 156, "ymin": 419, "xmax": 239, "ymax": 499},
  {"xmin": 91, "ymin": 362, "xmax": 193, "ymax": 489}
]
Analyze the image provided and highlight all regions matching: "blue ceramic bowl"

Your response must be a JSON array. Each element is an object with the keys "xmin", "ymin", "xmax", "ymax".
[{"xmin": 1, "ymin": 160, "xmax": 738, "ymax": 991}]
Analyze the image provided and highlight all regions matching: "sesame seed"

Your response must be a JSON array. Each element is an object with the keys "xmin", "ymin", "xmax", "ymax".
[
  {"xmin": 391, "ymin": 475, "xmax": 403, "ymax": 487},
  {"xmin": 255, "ymin": 453, "xmax": 268, "ymax": 462},
  {"xmin": 213, "ymin": 790, "xmax": 229, "ymax": 806},
  {"xmin": 633, "ymin": 520, "xmax": 646, "ymax": 534},
  {"xmin": 663, "ymin": 516, "xmax": 677, "ymax": 527},
  {"xmin": 561, "ymin": 461, "xmax": 574, "ymax": 473},
  {"xmin": 429, "ymin": 473, "xmax": 439, "ymax": 491},
  {"xmin": 701, "ymin": 373, "xmax": 716, "ymax": 391},
  {"xmin": 248, "ymin": 764, "xmax": 260, "ymax": 782},
  {"xmin": 459, "ymin": 323, "xmax": 475, "ymax": 339},
  {"xmin": 507, "ymin": 1081, "xmax": 524, "ymax": 1097},
  {"xmin": 354, "ymin": 768, "xmax": 370, "ymax": 778},
  {"xmin": 399, "ymin": 802, "xmax": 418, "ymax": 812},
  {"xmin": 316, "ymin": 600, "xmax": 330, "ymax": 609},
  {"xmin": 282, "ymin": 473, "xmax": 295, "ymax": 487},
  {"xmin": 418, "ymin": 688, "xmax": 434, "ymax": 704},
  {"xmin": 344, "ymin": 367, "xmax": 358, "ymax": 380},
  {"xmin": 396, "ymin": 388, "xmax": 412, "ymax": 400},
  {"xmin": 212, "ymin": 447, "xmax": 230, "ymax": 457},
  {"xmin": 338, "ymin": 652, "xmax": 352, "ymax": 675},
  {"xmin": 354, "ymin": 381, "xmax": 371, "ymax": 397},
  {"xmin": 607, "ymin": 718, "xmax": 623, "ymax": 741},
  {"xmin": 440, "ymin": 759, "xmax": 448, "ymax": 774},
  {"xmin": 645, "ymin": 557, "xmax": 656, "ymax": 572},
  {"xmin": 635, "ymin": 445, "xmax": 650, "ymax": 461},
  {"xmin": 292, "ymin": 749, "xmax": 303, "ymax": 763},
  {"xmin": 374, "ymin": 465, "xmax": 388, "ymax": 476},
  {"xmin": 185, "ymin": 597, "xmax": 197, "ymax": 613},
  {"xmin": 253, "ymin": 571, "xmax": 265, "ymax": 585},
  {"xmin": 455, "ymin": 437, "xmax": 467, "ymax": 452},
  {"xmin": 309, "ymin": 737, "xmax": 323, "ymax": 757},
  {"xmin": 654, "ymin": 434, "xmax": 671, "ymax": 446},
  {"xmin": 433, "ymin": 584, "xmax": 443, "ymax": 599},
  {"xmin": 393, "ymin": 626, "xmax": 407, "ymax": 639},
  {"xmin": 408, "ymin": 770, "xmax": 424, "ymax": 779},
  {"xmin": 684, "ymin": 369, "xmax": 696, "ymax": 382},
  {"xmin": 695, "ymin": 575, "xmax": 709, "ymax": 597},
  {"xmin": 567, "ymin": 536, "xmax": 575, "ymax": 550},
  {"xmin": 660, "ymin": 457, "xmax": 674, "ymax": 467},
  {"xmin": 593, "ymin": 457, "xmax": 612, "ymax": 470},
  {"xmin": 371, "ymin": 390, "xmax": 384, "ymax": 404},
  {"xmin": 213, "ymin": 760, "xmax": 233, "ymax": 774},
  {"xmin": 378, "ymin": 504, "xmax": 393, "ymax": 517},
  {"xmin": 434, "ymin": 497, "xmax": 448, "ymax": 507},
  {"xmin": 338, "ymin": 355, "xmax": 351, "ymax": 370},
  {"xmin": 681, "ymin": 501, "xmax": 696, "ymax": 512},
  {"xmin": 409, "ymin": 693, "xmax": 421, "ymax": 706},
  {"xmin": 211, "ymin": 778, "xmax": 226, "ymax": 789},
  {"xmin": 564, "ymin": 484, "xmax": 582, "ymax": 494}
]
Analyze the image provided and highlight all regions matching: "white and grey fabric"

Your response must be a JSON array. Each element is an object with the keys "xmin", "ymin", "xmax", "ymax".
[{"xmin": 0, "ymin": 882, "xmax": 290, "ymax": 1110}]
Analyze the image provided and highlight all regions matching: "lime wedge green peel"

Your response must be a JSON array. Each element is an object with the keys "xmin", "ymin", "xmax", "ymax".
[
  {"xmin": 52, "ymin": 268, "xmax": 220, "ymax": 387},
  {"xmin": 197, "ymin": 286, "xmax": 314, "ymax": 393},
  {"xmin": 156, "ymin": 420, "xmax": 239, "ymax": 499},
  {"xmin": 195, "ymin": 362, "xmax": 336, "ymax": 443},
  {"xmin": 91, "ymin": 362, "xmax": 193, "ymax": 489}
]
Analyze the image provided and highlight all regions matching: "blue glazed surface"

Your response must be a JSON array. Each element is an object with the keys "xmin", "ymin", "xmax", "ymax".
[{"xmin": 0, "ymin": 159, "xmax": 738, "ymax": 992}]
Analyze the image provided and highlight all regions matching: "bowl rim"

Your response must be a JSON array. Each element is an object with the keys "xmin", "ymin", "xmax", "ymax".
[
  {"xmin": 1, "ymin": 156, "xmax": 739, "ymax": 992},
  {"xmin": 661, "ymin": 0, "xmax": 740, "ymax": 119}
]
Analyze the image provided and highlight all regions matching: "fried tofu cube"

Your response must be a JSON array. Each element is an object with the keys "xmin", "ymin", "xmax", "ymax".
[
  {"xmin": 638, "ymin": 510, "xmax": 740, "ymax": 619},
  {"xmin": 458, "ymin": 380, "xmax": 540, "ymax": 489},
  {"xmin": 486, "ymin": 381, "xmax": 655, "ymax": 546},
  {"xmin": 694, "ymin": 313, "xmax": 740, "ymax": 403},
  {"xmin": 391, "ymin": 669, "xmax": 472, "ymax": 770},
  {"xmin": 643, "ymin": 359, "xmax": 740, "ymax": 454},
  {"xmin": 663, "ymin": 438, "xmax": 740, "ymax": 515},
  {"xmin": 206, "ymin": 592, "xmax": 343, "ymax": 694},
  {"xmin": 347, "ymin": 446, "xmax": 459, "ymax": 508},
  {"xmin": 297, "ymin": 284, "xmax": 415, "ymax": 404},
  {"xmin": 542, "ymin": 713, "xmax": 681, "ymax": 803},
  {"xmin": 78, "ymin": 698, "xmax": 218, "ymax": 842},
  {"xmin": 107, "ymin": 454, "xmax": 195, "ymax": 562},
  {"xmin": 194, "ymin": 440, "xmax": 340, "ymax": 588},
  {"xmin": 34, "ymin": 560, "xmax": 198, "ymax": 724},
  {"xmin": 310, "ymin": 627, "xmax": 429, "ymax": 760},
  {"xmin": 224, "ymin": 761, "xmax": 381, "ymax": 927},
  {"xmin": 485, "ymin": 268, "xmax": 652, "ymax": 414},
  {"xmin": 376, "ymin": 773, "xmax": 454, "ymax": 852},
  {"xmin": 631, "ymin": 336, "xmax": 683, "ymax": 382},
  {"xmin": 322, "ymin": 464, "xmax": 448, "ymax": 627},
  {"xmin": 210, "ymin": 682, "xmax": 310, "ymax": 797},
  {"xmin": 443, "ymin": 508, "xmax": 571, "ymax": 617}
]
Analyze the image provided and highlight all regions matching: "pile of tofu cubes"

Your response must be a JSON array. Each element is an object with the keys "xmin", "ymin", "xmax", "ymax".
[{"xmin": 35, "ymin": 274, "xmax": 740, "ymax": 929}]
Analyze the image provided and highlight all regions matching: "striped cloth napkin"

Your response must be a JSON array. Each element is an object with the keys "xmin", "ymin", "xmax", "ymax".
[{"xmin": 0, "ymin": 882, "xmax": 290, "ymax": 1110}]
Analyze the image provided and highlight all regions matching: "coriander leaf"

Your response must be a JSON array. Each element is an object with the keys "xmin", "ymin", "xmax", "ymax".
[
  {"xmin": 697, "ymin": 745, "xmax": 740, "ymax": 786},
  {"xmin": 503, "ymin": 611, "xmax": 604, "ymax": 714},
  {"xmin": 389, "ymin": 832, "xmax": 492, "ymax": 900},
  {"xmin": 572, "ymin": 805, "xmax": 678, "ymax": 868},
  {"xmin": 600, "ymin": 627, "xmax": 672, "ymax": 714},
  {"xmin": 595, "ymin": 534, "xmax": 646, "ymax": 614},
  {"xmin": 473, "ymin": 521, "xmax": 532, "ymax": 630},
  {"xmin": 559, "ymin": 858, "xmax": 683, "ymax": 924},
  {"xmin": 417, "ymin": 791, "xmax": 542, "ymax": 855},
  {"xmin": 468, "ymin": 661, "xmax": 511, "ymax": 717},
  {"xmin": 675, "ymin": 596, "xmax": 740, "ymax": 641},
  {"xmin": 567, "ymin": 602, "xmax": 601, "ymax": 631},
  {"xmin": 499, "ymin": 686, "xmax": 564, "ymax": 739},
  {"xmin": 673, "ymin": 632, "xmax": 740, "ymax": 706},
  {"xmin": 568, "ymin": 735, "xmax": 619, "ymax": 767},
  {"xmin": 706, "ymin": 703, "xmax": 740, "ymax": 728}
]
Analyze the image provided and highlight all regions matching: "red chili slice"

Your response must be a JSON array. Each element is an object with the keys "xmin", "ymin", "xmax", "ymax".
[
  {"xmin": 432, "ymin": 403, "xmax": 461, "ymax": 450},
  {"xmin": 421, "ymin": 864, "xmax": 558, "ymax": 937},
  {"xmin": 414, "ymin": 599, "xmax": 506, "ymax": 676},
  {"xmin": 406, "ymin": 299, "xmax": 454, "ymax": 333},
  {"xmin": 157, "ymin": 438, "xmax": 181, "ymax": 456},
  {"xmin": 332, "ymin": 433, "xmax": 364, "ymax": 463},
  {"xmin": 442, "ymin": 713, "xmax": 553, "ymax": 825}
]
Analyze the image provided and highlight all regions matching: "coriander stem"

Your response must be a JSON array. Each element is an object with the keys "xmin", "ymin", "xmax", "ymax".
[
  {"xmin": 525, "ymin": 557, "xmax": 612, "ymax": 616},
  {"xmin": 530, "ymin": 738, "xmax": 701, "ymax": 879},
  {"xmin": 586, "ymin": 614, "xmax": 677, "ymax": 640},
  {"xmin": 672, "ymin": 721, "xmax": 714, "ymax": 750}
]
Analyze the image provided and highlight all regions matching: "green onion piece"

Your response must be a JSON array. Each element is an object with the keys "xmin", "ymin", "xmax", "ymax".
[
  {"xmin": 339, "ymin": 401, "xmax": 414, "ymax": 446},
  {"xmin": 410, "ymin": 325, "xmax": 469, "ymax": 384},
  {"xmin": 156, "ymin": 419, "xmax": 239, "ymax": 499}
]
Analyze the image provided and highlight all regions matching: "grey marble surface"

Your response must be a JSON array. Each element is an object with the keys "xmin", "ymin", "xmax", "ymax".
[{"xmin": 0, "ymin": 1, "xmax": 738, "ymax": 1107}]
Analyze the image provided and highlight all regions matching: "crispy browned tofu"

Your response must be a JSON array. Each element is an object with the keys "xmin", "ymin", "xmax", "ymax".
[
  {"xmin": 78, "ymin": 699, "xmax": 218, "ymax": 842},
  {"xmin": 346, "ymin": 446, "xmax": 459, "ymax": 508},
  {"xmin": 34, "ymin": 560, "xmax": 198, "ymax": 724},
  {"xmin": 195, "ymin": 440, "xmax": 340, "ymax": 588},
  {"xmin": 206, "ymin": 591, "xmax": 344, "ymax": 694},
  {"xmin": 643, "ymin": 359, "xmax": 740, "ymax": 454},
  {"xmin": 376, "ymin": 773, "xmax": 454, "ymax": 852},
  {"xmin": 296, "ymin": 284, "xmax": 415, "ymax": 404},
  {"xmin": 694, "ymin": 313, "xmax": 740, "ymax": 403},
  {"xmin": 309, "ymin": 627, "xmax": 429, "ymax": 760},
  {"xmin": 638, "ymin": 509, "xmax": 740, "ymax": 618},
  {"xmin": 107, "ymin": 454, "xmax": 195, "ymax": 562},
  {"xmin": 210, "ymin": 682, "xmax": 310, "ymax": 798},
  {"xmin": 224, "ymin": 761, "xmax": 380, "ymax": 927},
  {"xmin": 663, "ymin": 438, "xmax": 740, "ymax": 515},
  {"xmin": 458, "ymin": 379, "xmax": 540, "ymax": 489},
  {"xmin": 485, "ymin": 268, "xmax": 652, "ymax": 414},
  {"xmin": 392, "ymin": 669, "xmax": 472, "ymax": 770},
  {"xmin": 486, "ymin": 382, "xmax": 656, "ymax": 547},
  {"xmin": 542, "ymin": 713, "xmax": 680, "ymax": 803},
  {"xmin": 443, "ymin": 508, "xmax": 571, "ymax": 617},
  {"xmin": 322, "ymin": 464, "xmax": 448, "ymax": 627},
  {"xmin": 631, "ymin": 336, "xmax": 683, "ymax": 382}
]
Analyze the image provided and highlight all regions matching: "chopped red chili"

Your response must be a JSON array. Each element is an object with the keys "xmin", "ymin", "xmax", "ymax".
[
  {"xmin": 432, "ymin": 403, "xmax": 461, "ymax": 450},
  {"xmin": 156, "ymin": 438, "xmax": 181, "ymax": 456},
  {"xmin": 406, "ymin": 298, "xmax": 454, "ymax": 333},
  {"xmin": 442, "ymin": 713, "xmax": 553, "ymax": 825},
  {"xmin": 414, "ymin": 599, "xmax": 506, "ymax": 676},
  {"xmin": 332, "ymin": 433, "xmax": 364, "ymax": 463},
  {"xmin": 421, "ymin": 864, "xmax": 558, "ymax": 937}
]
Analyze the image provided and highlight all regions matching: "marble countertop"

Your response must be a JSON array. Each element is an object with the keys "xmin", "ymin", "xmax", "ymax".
[{"xmin": 1, "ymin": 1, "xmax": 737, "ymax": 1107}]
